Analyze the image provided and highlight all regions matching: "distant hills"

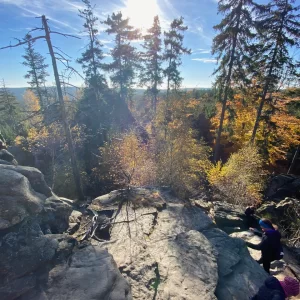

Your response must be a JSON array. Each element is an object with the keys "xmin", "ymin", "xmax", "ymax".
[
  {"xmin": 8, "ymin": 86, "xmax": 212, "ymax": 103},
  {"xmin": 8, "ymin": 87, "xmax": 78, "ymax": 103}
]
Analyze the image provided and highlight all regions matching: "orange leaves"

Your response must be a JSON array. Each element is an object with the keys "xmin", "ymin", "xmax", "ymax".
[{"xmin": 211, "ymin": 86, "xmax": 300, "ymax": 165}]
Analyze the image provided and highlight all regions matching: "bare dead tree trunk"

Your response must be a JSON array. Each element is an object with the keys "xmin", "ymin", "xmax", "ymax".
[
  {"xmin": 288, "ymin": 145, "xmax": 300, "ymax": 175},
  {"xmin": 42, "ymin": 15, "xmax": 84, "ymax": 201}
]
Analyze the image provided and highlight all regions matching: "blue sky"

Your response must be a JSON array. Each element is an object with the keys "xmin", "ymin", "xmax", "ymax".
[{"xmin": 0, "ymin": 0, "xmax": 223, "ymax": 88}]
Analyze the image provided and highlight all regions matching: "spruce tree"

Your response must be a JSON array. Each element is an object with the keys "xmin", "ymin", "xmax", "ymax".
[
  {"xmin": 164, "ymin": 17, "xmax": 191, "ymax": 94},
  {"xmin": 212, "ymin": 0, "xmax": 255, "ymax": 162},
  {"xmin": 251, "ymin": 0, "xmax": 300, "ymax": 142},
  {"xmin": 140, "ymin": 16, "xmax": 163, "ymax": 115},
  {"xmin": 77, "ymin": 0, "xmax": 106, "ymax": 97},
  {"xmin": 23, "ymin": 34, "xmax": 49, "ymax": 108},
  {"xmin": 0, "ymin": 80, "xmax": 20, "ymax": 142},
  {"xmin": 103, "ymin": 12, "xmax": 140, "ymax": 103}
]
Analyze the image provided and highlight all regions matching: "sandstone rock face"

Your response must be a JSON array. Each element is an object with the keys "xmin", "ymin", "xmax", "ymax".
[
  {"xmin": 265, "ymin": 174, "xmax": 300, "ymax": 200},
  {"xmin": 0, "ymin": 164, "xmax": 52, "ymax": 197},
  {"xmin": 40, "ymin": 196, "xmax": 73, "ymax": 234},
  {"xmin": 204, "ymin": 229, "xmax": 267, "ymax": 300},
  {"xmin": 0, "ymin": 165, "xmax": 131, "ymax": 300},
  {"xmin": 0, "ymin": 219, "xmax": 58, "ymax": 300},
  {"xmin": 43, "ymin": 244, "xmax": 132, "ymax": 300},
  {"xmin": 257, "ymin": 197, "xmax": 299, "ymax": 220},
  {"xmin": 0, "ymin": 149, "xmax": 16, "ymax": 164},
  {"xmin": 88, "ymin": 188, "xmax": 268, "ymax": 300},
  {"xmin": 0, "ymin": 167, "xmax": 46, "ymax": 229}
]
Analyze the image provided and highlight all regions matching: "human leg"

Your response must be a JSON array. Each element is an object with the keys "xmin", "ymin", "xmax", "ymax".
[{"xmin": 262, "ymin": 259, "xmax": 271, "ymax": 274}]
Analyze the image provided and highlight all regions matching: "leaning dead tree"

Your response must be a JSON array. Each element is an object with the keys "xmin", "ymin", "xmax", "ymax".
[{"xmin": 0, "ymin": 15, "xmax": 84, "ymax": 201}]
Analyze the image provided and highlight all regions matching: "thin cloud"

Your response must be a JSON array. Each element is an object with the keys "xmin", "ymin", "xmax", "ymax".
[
  {"xmin": 192, "ymin": 49, "xmax": 211, "ymax": 54},
  {"xmin": 192, "ymin": 58, "xmax": 217, "ymax": 63},
  {"xmin": 0, "ymin": 0, "xmax": 81, "ymax": 32}
]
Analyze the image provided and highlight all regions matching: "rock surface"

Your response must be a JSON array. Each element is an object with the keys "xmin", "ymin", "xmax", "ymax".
[
  {"xmin": 86, "ymin": 188, "xmax": 268, "ymax": 300},
  {"xmin": 40, "ymin": 196, "xmax": 73, "ymax": 234},
  {"xmin": 265, "ymin": 174, "xmax": 300, "ymax": 200},
  {"xmin": 0, "ymin": 163, "xmax": 131, "ymax": 300},
  {"xmin": 0, "ymin": 167, "xmax": 46, "ymax": 229},
  {"xmin": 257, "ymin": 197, "xmax": 299, "ymax": 219},
  {"xmin": 0, "ymin": 149, "xmax": 16, "ymax": 164}
]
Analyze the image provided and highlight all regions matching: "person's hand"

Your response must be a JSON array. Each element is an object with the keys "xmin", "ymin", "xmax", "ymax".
[{"xmin": 249, "ymin": 227, "xmax": 255, "ymax": 232}]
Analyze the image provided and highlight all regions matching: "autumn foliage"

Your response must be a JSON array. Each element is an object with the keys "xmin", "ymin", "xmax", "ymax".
[
  {"xmin": 208, "ymin": 145, "xmax": 265, "ymax": 206},
  {"xmin": 211, "ymin": 85, "xmax": 300, "ymax": 166}
]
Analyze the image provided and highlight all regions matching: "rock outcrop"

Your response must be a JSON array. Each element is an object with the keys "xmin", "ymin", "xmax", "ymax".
[
  {"xmin": 257, "ymin": 197, "xmax": 299, "ymax": 219},
  {"xmin": 265, "ymin": 174, "xmax": 300, "ymax": 200},
  {"xmin": 0, "ymin": 159, "xmax": 131, "ymax": 300},
  {"xmin": 0, "ymin": 149, "xmax": 274, "ymax": 300},
  {"xmin": 83, "ymin": 188, "xmax": 268, "ymax": 300}
]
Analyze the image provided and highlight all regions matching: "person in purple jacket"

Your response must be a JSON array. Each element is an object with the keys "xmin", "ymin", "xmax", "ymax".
[{"xmin": 246, "ymin": 219, "xmax": 284, "ymax": 274}]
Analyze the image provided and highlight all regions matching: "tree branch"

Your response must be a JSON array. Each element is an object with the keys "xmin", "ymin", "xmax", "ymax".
[
  {"xmin": 50, "ymin": 31, "xmax": 81, "ymax": 39},
  {"xmin": 0, "ymin": 36, "xmax": 45, "ymax": 50}
]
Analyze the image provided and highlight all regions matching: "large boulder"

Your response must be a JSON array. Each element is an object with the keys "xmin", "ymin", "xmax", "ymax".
[
  {"xmin": 0, "ymin": 165, "xmax": 52, "ymax": 197},
  {"xmin": 0, "ymin": 222, "xmax": 131, "ymax": 300},
  {"xmin": 41, "ymin": 244, "xmax": 132, "ymax": 300},
  {"xmin": 210, "ymin": 201, "xmax": 248, "ymax": 233},
  {"xmin": 0, "ymin": 219, "xmax": 59, "ymax": 300},
  {"xmin": 257, "ymin": 197, "xmax": 299, "ymax": 221},
  {"xmin": 39, "ymin": 196, "xmax": 73, "ymax": 234},
  {"xmin": 0, "ymin": 164, "xmax": 131, "ymax": 300},
  {"xmin": 204, "ymin": 228, "xmax": 267, "ymax": 300},
  {"xmin": 0, "ymin": 168, "xmax": 46, "ymax": 229},
  {"xmin": 83, "ymin": 188, "xmax": 268, "ymax": 300},
  {"xmin": 265, "ymin": 174, "xmax": 300, "ymax": 200},
  {"xmin": 0, "ymin": 149, "xmax": 16, "ymax": 164}
]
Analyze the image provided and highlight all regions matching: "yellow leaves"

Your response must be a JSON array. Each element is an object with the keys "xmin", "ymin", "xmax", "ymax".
[
  {"xmin": 207, "ymin": 161, "xmax": 222, "ymax": 184},
  {"xmin": 96, "ymin": 131, "xmax": 157, "ymax": 187},
  {"xmin": 24, "ymin": 90, "xmax": 40, "ymax": 112},
  {"xmin": 208, "ymin": 145, "xmax": 265, "ymax": 205},
  {"xmin": 211, "ymin": 86, "xmax": 300, "ymax": 165}
]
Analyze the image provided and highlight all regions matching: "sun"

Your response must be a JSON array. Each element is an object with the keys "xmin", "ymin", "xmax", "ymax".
[{"xmin": 123, "ymin": 0, "xmax": 160, "ymax": 32}]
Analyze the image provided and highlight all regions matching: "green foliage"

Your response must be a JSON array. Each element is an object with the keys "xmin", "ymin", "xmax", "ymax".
[
  {"xmin": 208, "ymin": 145, "xmax": 265, "ymax": 206},
  {"xmin": 0, "ymin": 81, "xmax": 21, "ymax": 143},
  {"xmin": 140, "ymin": 16, "xmax": 163, "ymax": 114},
  {"xmin": 22, "ymin": 34, "xmax": 49, "ymax": 109},
  {"xmin": 155, "ymin": 94, "xmax": 212, "ymax": 198},
  {"xmin": 103, "ymin": 12, "xmax": 140, "ymax": 101},
  {"xmin": 164, "ymin": 17, "xmax": 191, "ymax": 91},
  {"xmin": 253, "ymin": 0, "xmax": 300, "ymax": 90},
  {"xmin": 77, "ymin": 0, "xmax": 106, "ymax": 90},
  {"xmin": 52, "ymin": 160, "xmax": 88, "ymax": 199}
]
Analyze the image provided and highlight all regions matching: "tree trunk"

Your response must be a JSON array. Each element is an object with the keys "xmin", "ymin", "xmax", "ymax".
[
  {"xmin": 42, "ymin": 15, "xmax": 84, "ymax": 201},
  {"xmin": 250, "ymin": 3, "xmax": 286, "ymax": 142},
  {"xmin": 214, "ymin": 1, "xmax": 242, "ymax": 162},
  {"xmin": 288, "ymin": 145, "xmax": 300, "ymax": 175}
]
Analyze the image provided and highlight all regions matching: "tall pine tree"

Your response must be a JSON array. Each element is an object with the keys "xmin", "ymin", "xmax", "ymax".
[
  {"xmin": 77, "ymin": 0, "xmax": 106, "ymax": 97},
  {"xmin": 251, "ymin": 0, "xmax": 300, "ymax": 142},
  {"xmin": 212, "ymin": 0, "xmax": 255, "ymax": 162},
  {"xmin": 140, "ymin": 16, "xmax": 163, "ymax": 115},
  {"xmin": 164, "ymin": 17, "xmax": 191, "ymax": 94},
  {"xmin": 103, "ymin": 12, "xmax": 140, "ymax": 103},
  {"xmin": 23, "ymin": 34, "xmax": 49, "ymax": 109}
]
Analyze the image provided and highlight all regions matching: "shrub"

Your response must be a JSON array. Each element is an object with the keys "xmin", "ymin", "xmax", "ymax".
[
  {"xmin": 208, "ymin": 145, "xmax": 265, "ymax": 206},
  {"xmin": 156, "ymin": 128, "xmax": 212, "ymax": 198},
  {"xmin": 94, "ymin": 130, "xmax": 157, "ymax": 188}
]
